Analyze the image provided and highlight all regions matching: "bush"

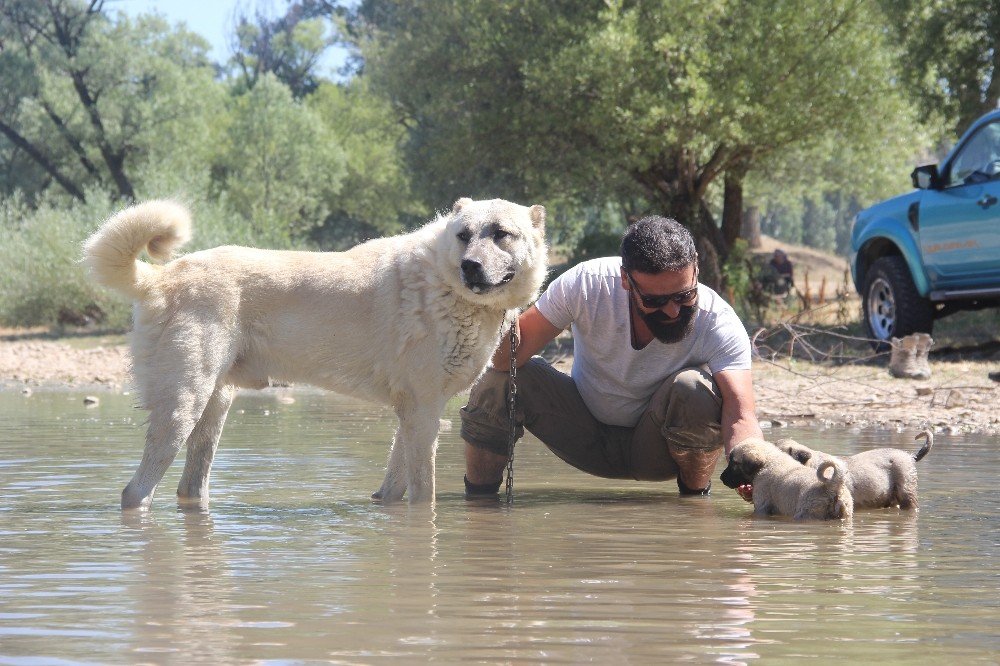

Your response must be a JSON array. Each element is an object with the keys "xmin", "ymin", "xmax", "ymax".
[
  {"xmin": 0, "ymin": 194, "xmax": 129, "ymax": 330},
  {"xmin": 0, "ymin": 191, "xmax": 313, "ymax": 331}
]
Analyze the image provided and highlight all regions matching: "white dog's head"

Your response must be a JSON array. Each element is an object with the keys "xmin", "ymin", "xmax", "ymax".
[{"xmin": 437, "ymin": 197, "xmax": 548, "ymax": 309}]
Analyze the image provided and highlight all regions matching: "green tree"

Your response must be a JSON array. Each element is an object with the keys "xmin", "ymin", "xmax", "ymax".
[
  {"xmin": 230, "ymin": 1, "xmax": 337, "ymax": 98},
  {"xmin": 355, "ymin": 0, "xmax": 598, "ymax": 207},
  {"xmin": 214, "ymin": 73, "xmax": 346, "ymax": 241},
  {"xmin": 883, "ymin": 0, "xmax": 1000, "ymax": 137},
  {"xmin": 307, "ymin": 78, "xmax": 422, "ymax": 246},
  {"xmin": 354, "ymin": 0, "xmax": 922, "ymax": 277},
  {"xmin": 0, "ymin": 0, "xmax": 222, "ymax": 202},
  {"xmin": 755, "ymin": 190, "xmax": 861, "ymax": 256}
]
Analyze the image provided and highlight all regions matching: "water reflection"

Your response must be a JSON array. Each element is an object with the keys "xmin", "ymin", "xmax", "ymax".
[
  {"xmin": 1, "ymin": 390, "xmax": 998, "ymax": 662},
  {"xmin": 120, "ymin": 509, "xmax": 242, "ymax": 662}
]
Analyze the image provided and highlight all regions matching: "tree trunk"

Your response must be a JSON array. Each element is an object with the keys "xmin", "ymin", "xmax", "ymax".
[
  {"xmin": 696, "ymin": 236, "xmax": 722, "ymax": 292},
  {"xmin": 67, "ymin": 70, "xmax": 136, "ymax": 200},
  {"xmin": 636, "ymin": 161, "xmax": 727, "ymax": 286},
  {"xmin": 743, "ymin": 205, "xmax": 762, "ymax": 249},
  {"xmin": 664, "ymin": 193, "xmax": 725, "ymax": 290},
  {"xmin": 721, "ymin": 163, "xmax": 748, "ymax": 250},
  {"xmin": 0, "ymin": 119, "xmax": 86, "ymax": 201},
  {"xmin": 42, "ymin": 102, "xmax": 103, "ymax": 180}
]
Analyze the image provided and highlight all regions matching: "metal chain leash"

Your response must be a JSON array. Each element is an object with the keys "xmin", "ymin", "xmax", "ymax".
[{"xmin": 504, "ymin": 319, "xmax": 518, "ymax": 504}]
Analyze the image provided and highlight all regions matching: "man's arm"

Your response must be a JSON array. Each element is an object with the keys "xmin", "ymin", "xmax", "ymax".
[
  {"xmin": 490, "ymin": 305, "xmax": 563, "ymax": 371},
  {"xmin": 714, "ymin": 368, "xmax": 763, "ymax": 455}
]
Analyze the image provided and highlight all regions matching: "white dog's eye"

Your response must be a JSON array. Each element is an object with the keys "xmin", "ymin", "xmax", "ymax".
[
  {"xmin": 493, "ymin": 228, "xmax": 510, "ymax": 241},
  {"xmin": 457, "ymin": 230, "xmax": 471, "ymax": 242}
]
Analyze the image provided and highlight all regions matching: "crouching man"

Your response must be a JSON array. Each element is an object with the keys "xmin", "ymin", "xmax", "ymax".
[{"xmin": 461, "ymin": 216, "xmax": 762, "ymax": 497}]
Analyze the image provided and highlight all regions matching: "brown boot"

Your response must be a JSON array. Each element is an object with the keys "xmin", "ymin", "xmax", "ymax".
[{"xmin": 668, "ymin": 444, "xmax": 721, "ymax": 495}]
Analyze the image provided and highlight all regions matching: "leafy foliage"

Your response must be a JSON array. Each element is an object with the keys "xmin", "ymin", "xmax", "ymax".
[
  {"xmin": 353, "ymin": 0, "xmax": 928, "ymax": 281},
  {"xmin": 881, "ymin": 0, "xmax": 1000, "ymax": 138},
  {"xmin": 0, "ymin": 192, "xmax": 127, "ymax": 328},
  {"xmin": 306, "ymin": 78, "xmax": 422, "ymax": 245},
  {"xmin": 0, "ymin": 0, "xmax": 992, "ymax": 329},
  {"xmin": 230, "ymin": 2, "xmax": 337, "ymax": 97},
  {"xmin": 0, "ymin": 1, "xmax": 221, "ymax": 202},
  {"xmin": 0, "ymin": 2, "xmax": 416, "ymax": 328},
  {"xmin": 213, "ymin": 74, "xmax": 346, "ymax": 242}
]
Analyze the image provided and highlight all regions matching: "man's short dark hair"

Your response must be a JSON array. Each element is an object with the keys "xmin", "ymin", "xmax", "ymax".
[{"xmin": 620, "ymin": 216, "xmax": 698, "ymax": 274}]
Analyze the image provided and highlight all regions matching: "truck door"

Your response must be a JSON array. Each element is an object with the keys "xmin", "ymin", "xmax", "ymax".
[{"xmin": 918, "ymin": 119, "xmax": 1000, "ymax": 290}]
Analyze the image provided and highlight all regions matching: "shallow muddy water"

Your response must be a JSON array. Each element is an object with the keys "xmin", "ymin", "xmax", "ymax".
[{"xmin": 1, "ymin": 389, "xmax": 998, "ymax": 664}]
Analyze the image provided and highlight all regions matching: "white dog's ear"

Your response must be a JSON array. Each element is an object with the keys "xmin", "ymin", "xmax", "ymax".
[
  {"xmin": 452, "ymin": 197, "xmax": 474, "ymax": 214},
  {"xmin": 529, "ymin": 204, "xmax": 546, "ymax": 230}
]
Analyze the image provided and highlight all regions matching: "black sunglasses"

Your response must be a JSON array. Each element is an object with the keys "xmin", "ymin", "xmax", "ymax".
[{"xmin": 624, "ymin": 270, "xmax": 699, "ymax": 309}]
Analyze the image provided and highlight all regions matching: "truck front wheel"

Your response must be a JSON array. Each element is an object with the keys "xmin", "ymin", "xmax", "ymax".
[{"xmin": 862, "ymin": 256, "xmax": 935, "ymax": 351}]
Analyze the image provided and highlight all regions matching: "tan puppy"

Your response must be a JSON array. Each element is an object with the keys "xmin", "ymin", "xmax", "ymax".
[
  {"xmin": 720, "ymin": 438, "xmax": 853, "ymax": 521},
  {"xmin": 775, "ymin": 431, "xmax": 932, "ymax": 510},
  {"xmin": 84, "ymin": 198, "xmax": 547, "ymax": 509}
]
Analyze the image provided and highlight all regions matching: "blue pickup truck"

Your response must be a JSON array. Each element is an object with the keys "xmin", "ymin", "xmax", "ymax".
[{"xmin": 851, "ymin": 109, "xmax": 1000, "ymax": 349}]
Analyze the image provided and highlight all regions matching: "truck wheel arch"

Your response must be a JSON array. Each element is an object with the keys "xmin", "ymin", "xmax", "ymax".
[{"xmin": 856, "ymin": 238, "xmax": 903, "ymax": 288}]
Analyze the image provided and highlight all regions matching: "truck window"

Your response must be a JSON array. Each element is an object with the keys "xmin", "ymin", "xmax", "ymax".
[{"xmin": 947, "ymin": 121, "xmax": 1000, "ymax": 187}]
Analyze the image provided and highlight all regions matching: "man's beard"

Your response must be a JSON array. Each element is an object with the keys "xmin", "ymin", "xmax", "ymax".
[{"xmin": 637, "ymin": 298, "xmax": 697, "ymax": 344}]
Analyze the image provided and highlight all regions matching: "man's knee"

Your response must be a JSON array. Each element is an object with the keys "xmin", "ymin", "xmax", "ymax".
[
  {"xmin": 653, "ymin": 367, "xmax": 723, "ymax": 452},
  {"xmin": 460, "ymin": 368, "xmax": 518, "ymax": 457},
  {"xmin": 671, "ymin": 367, "xmax": 719, "ymax": 399}
]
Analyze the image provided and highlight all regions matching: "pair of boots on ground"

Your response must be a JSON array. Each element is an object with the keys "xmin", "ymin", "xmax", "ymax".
[{"xmin": 888, "ymin": 333, "xmax": 933, "ymax": 380}]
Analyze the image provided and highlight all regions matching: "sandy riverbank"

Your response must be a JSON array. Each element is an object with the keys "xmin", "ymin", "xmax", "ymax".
[
  {"xmin": 0, "ymin": 333, "xmax": 129, "ymax": 391},
  {"xmin": 2, "ymin": 331, "xmax": 998, "ymax": 435}
]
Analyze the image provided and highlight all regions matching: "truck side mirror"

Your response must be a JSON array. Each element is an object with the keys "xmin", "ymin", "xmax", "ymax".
[{"xmin": 911, "ymin": 164, "xmax": 939, "ymax": 190}]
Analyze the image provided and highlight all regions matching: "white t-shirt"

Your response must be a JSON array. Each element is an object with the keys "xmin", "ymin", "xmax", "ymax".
[{"xmin": 535, "ymin": 257, "xmax": 751, "ymax": 427}]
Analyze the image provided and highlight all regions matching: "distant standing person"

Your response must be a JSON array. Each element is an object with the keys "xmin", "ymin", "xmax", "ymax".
[{"xmin": 769, "ymin": 249, "xmax": 794, "ymax": 294}]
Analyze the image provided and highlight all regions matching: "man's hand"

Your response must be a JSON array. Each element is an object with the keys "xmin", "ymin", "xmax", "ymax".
[{"xmin": 736, "ymin": 484, "xmax": 753, "ymax": 503}]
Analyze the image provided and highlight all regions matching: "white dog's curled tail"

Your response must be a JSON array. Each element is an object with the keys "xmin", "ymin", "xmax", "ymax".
[
  {"xmin": 83, "ymin": 200, "xmax": 192, "ymax": 300},
  {"xmin": 913, "ymin": 429, "xmax": 934, "ymax": 462},
  {"xmin": 816, "ymin": 459, "xmax": 846, "ymax": 489}
]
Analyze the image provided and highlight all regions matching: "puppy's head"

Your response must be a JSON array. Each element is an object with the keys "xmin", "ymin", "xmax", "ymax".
[
  {"xmin": 774, "ymin": 438, "xmax": 815, "ymax": 465},
  {"xmin": 720, "ymin": 438, "xmax": 774, "ymax": 489}
]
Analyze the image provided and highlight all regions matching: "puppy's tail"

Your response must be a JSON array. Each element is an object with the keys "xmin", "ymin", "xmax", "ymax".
[
  {"xmin": 83, "ymin": 200, "xmax": 192, "ymax": 300},
  {"xmin": 816, "ymin": 459, "xmax": 847, "ymax": 490},
  {"xmin": 814, "ymin": 459, "xmax": 853, "ymax": 520},
  {"xmin": 913, "ymin": 429, "xmax": 934, "ymax": 462}
]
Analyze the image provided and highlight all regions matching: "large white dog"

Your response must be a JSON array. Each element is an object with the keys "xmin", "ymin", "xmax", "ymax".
[{"xmin": 84, "ymin": 198, "xmax": 547, "ymax": 508}]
